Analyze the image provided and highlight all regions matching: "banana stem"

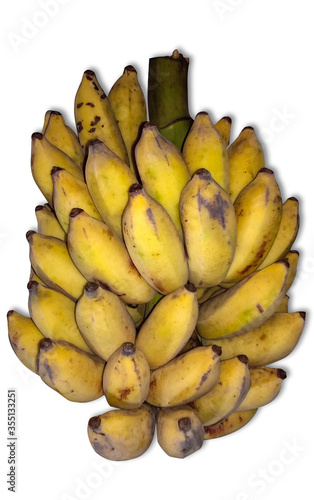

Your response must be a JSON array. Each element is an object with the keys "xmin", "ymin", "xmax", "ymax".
[{"xmin": 148, "ymin": 49, "xmax": 193, "ymax": 151}]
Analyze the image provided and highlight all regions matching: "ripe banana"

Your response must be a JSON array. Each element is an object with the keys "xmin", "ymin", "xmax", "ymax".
[
  {"xmin": 51, "ymin": 166, "xmax": 102, "ymax": 233},
  {"xmin": 237, "ymin": 367, "xmax": 287, "ymax": 411},
  {"xmin": 27, "ymin": 280, "xmax": 93, "ymax": 354},
  {"xmin": 156, "ymin": 406, "xmax": 204, "ymax": 458},
  {"xmin": 37, "ymin": 338, "xmax": 105, "ymax": 402},
  {"xmin": 203, "ymin": 409, "xmax": 258, "ymax": 439},
  {"xmin": 31, "ymin": 132, "xmax": 84, "ymax": 205},
  {"xmin": 223, "ymin": 168, "xmax": 282, "ymax": 283},
  {"xmin": 103, "ymin": 342, "xmax": 150, "ymax": 409},
  {"xmin": 284, "ymin": 250, "xmax": 299, "ymax": 291},
  {"xmin": 7, "ymin": 310, "xmax": 44, "ymax": 373},
  {"xmin": 191, "ymin": 355, "xmax": 251, "ymax": 426},
  {"xmin": 35, "ymin": 204, "xmax": 66, "ymax": 241},
  {"xmin": 135, "ymin": 122, "xmax": 190, "ymax": 238},
  {"xmin": 182, "ymin": 111, "xmax": 229, "ymax": 192},
  {"xmin": 135, "ymin": 283, "xmax": 199, "ymax": 369},
  {"xmin": 178, "ymin": 329, "xmax": 202, "ymax": 355},
  {"xmin": 87, "ymin": 404, "xmax": 155, "ymax": 461},
  {"xmin": 277, "ymin": 294, "xmax": 290, "ymax": 312},
  {"xmin": 108, "ymin": 65, "xmax": 147, "ymax": 174},
  {"xmin": 214, "ymin": 116, "xmax": 232, "ymax": 147},
  {"xmin": 74, "ymin": 69, "xmax": 128, "ymax": 163},
  {"xmin": 146, "ymin": 344, "xmax": 222, "ymax": 407},
  {"xmin": 75, "ymin": 282, "xmax": 136, "ymax": 361},
  {"xmin": 228, "ymin": 126, "xmax": 265, "ymax": 202},
  {"xmin": 122, "ymin": 183, "xmax": 189, "ymax": 294},
  {"xmin": 84, "ymin": 139, "xmax": 137, "ymax": 238},
  {"xmin": 179, "ymin": 168, "xmax": 237, "ymax": 287},
  {"xmin": 26, "ymin": 230, "xmax": 87, "ymax": 300},
  {"xmin": 67, "ymin": 208, "xmax": 156, "ymax": 304}
]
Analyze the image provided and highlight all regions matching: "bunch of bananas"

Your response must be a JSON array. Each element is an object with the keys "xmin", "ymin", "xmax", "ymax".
[{"xmin": 7, "ymin": 51, "xmax": 305, "ymax": 461}]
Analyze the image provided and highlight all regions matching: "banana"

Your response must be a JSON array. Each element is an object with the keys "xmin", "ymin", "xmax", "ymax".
[
  {"xmin": 203, "ymin": 409, "xmax": 258, "ymax": 439},
  {"xmin": 191, "ymin": 355, "xmax": 251, "ymax": 426},
  {"xmin": 223, "ymin": 168, "xmax": 282, "ymax": 283},
  {"xmin": 108, "ymin": 65, "xmax": 147, "ymax": 174},
  {"xmin": 26, "ymin": 230, "xmax": 87, "ymax": 300},
  {"xmin": 179, "ymin": 168, "xmax": 237, "ymax": 287},
  {"xmin": 74, "ymin": 69, "xmax": 128, "ymax": 163},
  {"xmin": 103, "ymin": 342, "xmax": 150, "ymax": 409},
  {"xmin": 42, "ymin": 110, "xmax": 84, "ymax": 167},
  {"xmin": 135, "ymin": 283, "xmax": 199, "ymax": 369},
  {"xmin": 203, "ymin": 311, "xmax": 306, "ymax": 367},
  {"xmin": 237, "ymin": 367, "xmax": 287, "ymax": 411},
  {"xmin": 197, "ymin": 261, "xmax": 289, "ymax": 340},
  {"xmin": 29, "ymin": 267, "xmax": 46, "ymax": 285},
  {"xmin": 182, "ymin": 111, "xmax": 229, "ymax": 192},
  {"xmin": 214, "ymin": 116, "xmax": 232, "ymax": 147},
  {"xmin": 27, "ymin": 280, "xmax": 93, "ymax": 354},
  {"xmin": 31, "ymin": 132, "xmax": 84, "ymax": 205},
  {"xmin": 7, "ymin": 310, "xmax": 45, "ymax": 373},
  {"xmin": 84, "ymin": 139, "xmax": 137, "ymax": 238},
  {"xmin": 196, "ymin": 286, "xmax": 224, "ymax": 304},
  {"xmin": 178, "ymin": 329, "xmax": 202, "ymax": 355},
  {"xmin": 146, "ymin": 344, "xmax": 222, "ymax": 407},
  {"xmin": 228, "ymin": 126, "xmax": 265, "ymax": 202},
  {"xmin": 51, "ymin": 166, "xmax": 102, "ymax": 233},
  {"xmin": 67, "ymin": 208, "xmax": 156, "ymax": 304},
  {"xmin": 122, "ymin": 184, "xmax": 189, "ymax": 294},
  {"xmin": 75, "ymin": 282, "xmax": 136, "ymax": 361},
  {"xmin": 35, "ymin": 204, "xmax": 67, "ymax": 241},
  {"xmin": 37, "ymin": 338, "xmax": 105, "ymax": 402},
  {"xmin": 135, "ymin": 122, "xmax": 190, "ymax": 238},
  {"xmin": 156, "ymin": 406, "xmax": 204, "ymax": 458},
  {"xmin": 256, "ymin": 197, "xmax": 299, "ymax": 270},
  {"xmin": 125, "ymin": 303, "xmax": 146, "ymax": 328},
  {"xmin": 276, "ymin": 294, "xmax": 290, "ymax": 312},
  {"xmin": 87, "ymin": 404, "xmax": 155, "ymax": 461},
  {"xmin": 284, "ymin": 250, "xmax": 299, "ymax": 291}
]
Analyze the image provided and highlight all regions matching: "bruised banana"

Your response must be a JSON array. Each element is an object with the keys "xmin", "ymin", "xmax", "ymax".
[
  {"xmin": 204, "ymin": 409, "xmax": 258, "ymax": 439},
  {"xmin": 67, "ymin": 208, "xmax": 156, "ymax": 304},
  {"xmin": 122, "ymin": 183, "xmax": 189, "ymax": 294},
  {"xmin": 37, "ymin": 338, "xmax": 105, "ymax": 402},
  {"xmin": 146, "ymin": 344, "xmax": 222, "ymax": 407},
  {"xmin": 75, "ymin": 282, "xmax": 136, "ymax": 361},
  {"xmin": 214, "ymin": 116, "xmax": 232, "ymax": 147},
  {"xmin": 103, "ymin": 342, "xmax": 150, "ymax": 409},
  {"xmin": 156, "ymin": 406, "xmax": 204, "ymax": 458},
  {"xmin": 88, "ymin": 404, "xmax": 155, "ymax": 461},
  {"xmin": 136, "ymin": 283, "xmax": 199, "ymax": 369},
  {"xmin": 35, "ymin": 204, "xmax": 66, "ymax": 241},
  {"xmin": 197, "ymin": 261, "xmax": 289, "ymax": 340},
  {"xmin": 179, "ymin": 168, "xmax": 237, "ymax": 287},
  {"xmin": 237, "ymin": 366, "xmax": 287, "ymax": 411}
]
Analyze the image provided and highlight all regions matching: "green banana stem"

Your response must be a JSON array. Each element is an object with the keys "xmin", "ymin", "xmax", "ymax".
[{"xmin": 148, "ymin": 49, "xmax": 193, "ymax": 151}]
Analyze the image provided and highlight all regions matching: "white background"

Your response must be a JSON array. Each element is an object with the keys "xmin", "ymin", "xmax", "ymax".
[{"xmin": 1, "ymin": 0, "xmax": 314, "ymax": 499}]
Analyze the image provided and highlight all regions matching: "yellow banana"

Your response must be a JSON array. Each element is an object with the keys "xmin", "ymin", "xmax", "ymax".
[
  {"xmin": 84, "ymin": 139, "xmax": 137, "ymax": 238},
  {"xmin": 237, "ymin": 367, "xmax": 287, "ymax": 411},
  {"xmin": 283, "ymin": 250, "xmax": 299, "ymax": 291},
  {"xmin": 156, "ymin": 406, "xmax": 204, "ymax": 458},
  {"xmin": 42, "ymin": 110, "xmax": 84, "ymax": 168},
  {"xmin": 87, "ymin": 404, "xmax": 155, "ymax": 461},
  {"xmin": 191, "ymin": 355, "xmax": 251, "ymax": 426},
  {"xmin": 215, "ymin": 116, "xmax": 232, "ymax": 147},
  {"xmin": 122, "ymin": 184, "xmax": 189, "ymax": 294},
  {"xmin": 103, "ymin": 342, "xmax": 150, "ymax": 409},
  {"xmin": 74, "ymin": 69, "xmax": 128, "ymax": 163},
  {"xmin": 67, "ymin": 208, "xmax": 156, "ymax": 304},
  {"xmin": 136, "ymin": 283, "xmax": 199, "ymax": 369},
  {"xmin": 29, "ymin": 267, "xmax": 46, "ymax": 285},
  {"xmin": 228, "ymin": 126, "xmax": 265, "ymax": 202},
  {"xmin": 37, "ymin": 338, "xmax": 105, "ymax": 402},
  {"xmin": 197, "ymin": 261, "xmax": 289, "ymax": 340},
  {"xmin": 204, "ymin": 311, "xmax": 306, "ymax": 366},
  {"xmin": 146, "ymin": 344, "xmax": 222, "ymax": 407},
  {"xmin": 276, "ymin": 294, "xmax": 290, "ymax": 312},
  {"xmin": 223, "ymin": 168, "xmax": 282, "ymax": 283},
  {"xmin": 51, "ymin": 166, "xmax": 102, "ymax": 233},
  {"xmin": 27, "ymin": 280, "xmax": 93, "ymax": 354},
  {"xmin": 75, "ymin": 282, "xmax": 136, "ymax": 361},
  {"xmin": 35, "ymin": 204, "xmax": 66, "ymax": 241},
  {"xmin": 178, "ymin": 329, "xmax": 202, "ymax": 355},
  {"xmin": 135, "ymin": 122, "xmax": 190, "ymax": 238},
  {"xmin": 182, "ymin": 111, "xmax": 229, "ymax": 192},
  {"xmin": 204, "ymin": 409, "xmax": 258, "ymax": 439},
  {"xmin": 179, "ymin": 168, "xmax": 237, "ymax": 287},
  {"xmin": 125, "ymin": 303, "xmax": 145, "ymax": 328},
  {"xmin": 7, "ymin": 310, "xmax": 45, "ymax": 373},
  {"xmin": 108, "ymin": 65, "xmax": 147, "ymax": 174},
  {"xmin": 31, "ymin": 132, "xmax": 84, "ymax": 205},
  {"xmin": 26, "ymin": 230, "xmax": 87, "ymax": 300}
]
